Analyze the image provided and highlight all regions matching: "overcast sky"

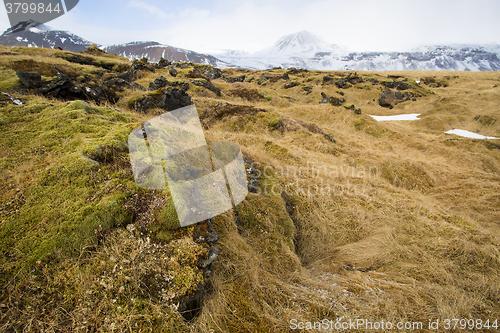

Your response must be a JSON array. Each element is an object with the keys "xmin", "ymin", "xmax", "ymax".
[{"xmin": 1, "ymin": 0, "xmax": 499, "ymax": 54}]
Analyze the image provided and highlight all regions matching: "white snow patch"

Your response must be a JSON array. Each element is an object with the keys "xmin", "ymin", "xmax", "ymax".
[
  {"xmin": 369, "ymin": 114, "xmax": 421, "ymax": 121},
  {"xmin": 445, "ymin": 129, "xmax": 499, "ymax": 140},
  {"xmin": 28, "ymin": 27, "xmax": 44, "ymax": 34}
]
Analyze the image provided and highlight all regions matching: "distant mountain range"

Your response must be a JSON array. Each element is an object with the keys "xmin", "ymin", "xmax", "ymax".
[
  {"xmin": 1, "ymin": 22, "xmax": 499, "ymax": 71},
  {"xmin": 216, "ymin": 30, "xmax": 500, "ymax": 71},
  {"xmin": 102, "ymin": 41, "xmax": 232, "ymax": 68}
]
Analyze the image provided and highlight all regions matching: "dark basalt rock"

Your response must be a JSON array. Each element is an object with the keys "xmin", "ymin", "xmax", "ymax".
[
  {"xmin": 344, "ymin": 103, "xmax": 362, "ymax": 114},
  {"xmin": 379, "ymin": 89, "xmax": 398, "ymax": 108},
  {"xmin": 118, "ymin": 60, "xmax": 155, "ymax": 81},
  {"xmin": 324, "ymin": 134, "xmax": 336, "ymax": 143},
  {"xmin": 335, "ymin": 77, "xmax": 350, "ymax": 89},
  {"xmin": 379, "ymin": 89, "xmax": 419, "ymax": 108},
  {"xmin": 421, "ymin": 76, "xmax": 448, "ymax": 88},
  {"xmin": 286, "ymin": 67, "xmax": 308, "ymax": 75},
  {"xmin": 284, "ymin": 81, "xmax": 299, "ymax": 89},
  {"xmin": 302, "ymin": 86, "xmax": 313, "ymax": 94},
  {"xmin": 157, "ymin": 58, "xmax": 171, "ymax": 68},
  {"xmin": 168, "ymin": 67, "xmax": 178, "ymax": 77},
  {"xmin": 257, "ymin": 75, "xmax": 273, "ymax": 85},
  {"xmin": 381, "ymin": 80, "xmax": 412, "ymax": 90},
  {"xmin": 133, "ymin": 86, "xmax": 192, "ymax": 112},
  {"xmin": 187, "ymin": 69, "xmax": 211, "ymax": 81},
  {"xmin": 245, "ymin": 160, "xmax": 260, "ymax": 194},
  {"xmin": 14, "ymin": 66, "xmax": 134, "ymax": 103},
  {"xmin": 320, "ymin": 92, "xmax": 345, "ymax": 106},
  {"xmin": 345, "ymin": 72, "xmax": 365, "ymax": 84},
  {"xmin": 203, "ymin": 67, "xmax": 222, "ymax": 80},
  {"xmin": 323, "ymin": 75, "xmax": 335, "ymax": 84},
  {"xmin": 190, "ymin": 78, "xmax": 221, "ymax": 96},
  {"xmin": 280, "ymin": 73, "xmax": 290, "ymax": 81},
  {"xmin": 225, "ymin": 75, "xmax": 246, "ymax": 83},
  {"xmin": 149, "ymin": 76, "xmax": 169, "ymax": 90},
  {"xmin": 16, "ymin": 71, "xmax": 41, "ymax": 89}
]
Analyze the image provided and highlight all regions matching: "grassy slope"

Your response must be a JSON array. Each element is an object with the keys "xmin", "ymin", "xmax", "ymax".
[{"xmin": 1, "ymin": 46, "xmax": 499, "ymax": 332}]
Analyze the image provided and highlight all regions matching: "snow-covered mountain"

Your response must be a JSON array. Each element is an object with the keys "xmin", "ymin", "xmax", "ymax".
[
  {"xmin": 102, "ymin": 41, "xmax": 233, "ymax": 68},
  {"xmin": 0, "ymin": 20, "xmax": 93, "ymax": 52},
  {"xmin": 216, "ymin": 31, "xmax": 500, "ymax": 71},
  {"xmin": 255, "ymin": 30, "xmax": 345, "ymax": 58}
]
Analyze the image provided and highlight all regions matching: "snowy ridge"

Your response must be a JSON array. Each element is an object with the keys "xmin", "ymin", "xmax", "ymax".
[
  {"xmin": 0, "ymin": 20, "xmax": 94, "ymax": 52},
  {"xmin": 103, "ymin": 41, "xmax": 234, "ymax": 68}
]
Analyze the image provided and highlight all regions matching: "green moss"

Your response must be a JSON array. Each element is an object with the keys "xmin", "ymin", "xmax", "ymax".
[
  {"xmin": 147, "ymin": 88, "xmax": 165, "ymax": 98},
  {"xmin": 0, "ymin": 68, "xmax": 21, "ymax": 91},
  {"xmin": 282, "ymin": 217, "xmax": 294, "ymax": 240},
  {"xmin": 258, "ymin": 91, "xmax": 272, "ymax": 101},
  {"xmin": 150, "ymin": 196, "xmax": 181, "ymax": 243},
  {"xmin": 0, "ymin": 99, "xmax": 139, "ymax": 273},
  {"xmin": 264, "ymin": 141, "xmax": 295, "ymax": 160},
  {"xmin": 353, "ymin": 118, "xmax": 386, "ymax": 137},
  {"xmin": 268, "ymin": 117, "xmax": 281, "ymax": 128}
]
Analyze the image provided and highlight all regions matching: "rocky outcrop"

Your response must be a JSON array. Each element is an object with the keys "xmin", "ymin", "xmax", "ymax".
[
  {"xmin": 225, "ymin": 75, "xmax": 246, "ymax": 83},
  {"xmin": 14, "ymin": 65, "xmax": 146, "ymax": 104},
  {"xmin": 320, "ymin": 92, "xmax": 345, "ymax": 106},
  {"xmin": 302, "ymin": 86, "xmax": 313, "ymax": 94},
  {"xmin": 335, "ymin": 77, "xmax": 350, "ymax": 89},
  {"xmin": 132, "ymin": 86, "xmax": 192, "ymax": 112},
  {"xmin": 421, "ymin": 76, "xmax": 449, "ymax": 88},
  {"xmin": 379, "ymin": 90, "xmax": 399, "ymax": 108},
  {"xmin": 257, "ymin": 74, "xmax": 290, "ymax": 85},
  {"xmin": 381, "ymin": 79, "xmax": 412, "ymax": 90},
  {"xmin": 284, "ymin": 81, "xmax": 300, "ymax": 89},
  {"xmin": 118, "ymin": 59, "xmax": 155, "ymax": 81},
  {"xmin": 324, "ymin": 134, "xmax": 336, "ymax": 143},
  {"xmin": 202, "ymin": 67, "xmax": 223, "ymax": 80},
  {"xmin": 379, "ymin": 89, "xmax": 419, "ymax": 108},
  {"xmin": 343, "ymin": 103, "xmax": 362, "ymax": 114},
  {"xmin": 190, "ymin": 79, "xmax": 221, "ymax": 96},
  {"xmin": 157, "ymin": 58, "xmax": 172, "ymax": 68},
  {"xmin": 149, "ymin": 76, "xmax": 169, "ymax": 90}
]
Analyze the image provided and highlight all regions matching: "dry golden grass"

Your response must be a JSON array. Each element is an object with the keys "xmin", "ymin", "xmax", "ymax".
[{"xmin": 187, "ymin": 68, "xmax": 500, "ymax": 332}]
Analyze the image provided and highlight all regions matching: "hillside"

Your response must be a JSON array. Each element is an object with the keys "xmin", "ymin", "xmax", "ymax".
[{"xmin": 0, "ymin": 45, "xmax": 499, "ymax": 332}]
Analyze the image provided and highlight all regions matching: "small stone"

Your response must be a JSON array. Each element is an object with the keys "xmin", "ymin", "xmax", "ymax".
[{"xmin": 200, "ymin": 247, "xmax": 220, "ymax": 267}]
